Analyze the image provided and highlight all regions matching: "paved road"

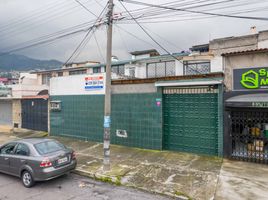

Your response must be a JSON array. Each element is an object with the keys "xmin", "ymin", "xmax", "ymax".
[{"xmin": 0, "ymin": 173, "xmax": 169, "ymax": 200}]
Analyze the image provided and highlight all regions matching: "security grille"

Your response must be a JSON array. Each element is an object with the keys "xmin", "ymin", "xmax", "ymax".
[
  {"xmin": 112, "ymin": 65, "xmax": 125, "ymax": 76},
  {"xmin": 69, "ymin": 69, "xmax": 87, "ymax": 75},
  {"xmin": 163, "ymin": 86, "xmax": 218, "ymax": 94},
  {"xmin": 184, "ymin": 61, "xmax": 210, "ymax": 75},
  {"xmin": 146, "ymin": 61, "xmax": 175, "ymax": 78},
  {"xmin": 230, "ymin": 109, "xmax": 268, "ymax": 164}
]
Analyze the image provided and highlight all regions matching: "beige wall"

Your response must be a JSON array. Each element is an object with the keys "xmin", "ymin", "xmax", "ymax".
[
  {"xmin": 210, "ymin": 34, "xmax": 258, "ymax": 56},
  {"xmin": 112, "ymin": 83, "xmax": 156, "ymax": 94},
  {"xmin": 12, "ymin": 99, "xmax": 21, "ymax": 128},
  {"xmin": 224, "ymin": 52, "xmax": 268, "ymax": 91}
]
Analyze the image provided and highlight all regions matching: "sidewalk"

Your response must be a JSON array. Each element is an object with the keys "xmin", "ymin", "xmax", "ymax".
[
  {"xmin": 0, "ymin": 129, "xmax": 221, "ymax": 200},
  {"xmin": 2, "ymin": 129, "xmax": 268, "ymax": 200},
  {"xmin": 215, "ymin": 159, "xmax": 268, "ymax": 200}
]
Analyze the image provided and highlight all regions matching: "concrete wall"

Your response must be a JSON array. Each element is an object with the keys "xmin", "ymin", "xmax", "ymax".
[
  {"xmin": 211, "ymin": 56, "xmax": 223, "ymax": 72},
  {"xmin": 224, "ymin": 52, "xmax": 268, "ymax": 91},
  {"xmin": 12, "ymin": 99, "xmax": 21, "ymax": 128},
  {"xmin": 135, "ymin": 63, "xmax": 147, "ymax": 79},
  {"xmin": 181, "ymin": 54, "xmax": 215, "ymax": 74},
  {"xmin": 258, "ymin": 30, "xmax": 268, "ymax": 48},
  {"xmin": 50, "ymin": 74, "xmax": 106, "ymax": 96},
  {"xmin": 210, "ymin": 34, "xmax": 258, "ymax": 56},
  {"xmin": 11, "ymin": 84, "xmax": 49, "ymax": 98},
  {"xmin": 112, "ymin": 83, "xmax": 156, "ymax": 94},
  {"xmin": 210, "ymin": 30, "xmax": 268, "ymax": 88},
  {"xmin": 175, "ymin": 60, "xmax": 183, "ymax": 75}
]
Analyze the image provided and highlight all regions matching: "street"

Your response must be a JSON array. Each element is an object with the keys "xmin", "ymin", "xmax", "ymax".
[{"xmin": 0, "ymin": 173, "xmax": 169, "ymax": 200}]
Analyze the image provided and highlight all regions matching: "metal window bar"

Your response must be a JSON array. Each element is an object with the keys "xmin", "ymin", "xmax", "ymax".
[
  {"xmin": 183, "ymin": 61, "xmax": 210, "ymax": 75},
  {"xmin": 146, "ymin": 61, "xmax": 175, "ymax": 78},
  {"xmin": 230, "ymin": 109, "xmax": 268, "ymax": 164},
  {"xmin": 163, "ymin": 86, "xmax": 218, "ymax": 94}
]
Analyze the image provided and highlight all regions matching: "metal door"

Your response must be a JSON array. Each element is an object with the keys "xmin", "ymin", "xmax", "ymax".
[
  {"xmin": 0, "ymin": 100, "xmax": 12, "ymax": 126},
  {"xmin": 163, "ymin": 86, "xmax": 219, "ymax": 155},
  {"xmin": 22, "ymin": 99, "xmax": 48, "ymax": 132}
]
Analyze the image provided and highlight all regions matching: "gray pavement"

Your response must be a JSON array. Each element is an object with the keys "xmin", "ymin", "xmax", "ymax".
[{"xmin": 0, "ymin": 173, "xmax": 170, "ymax": 200}]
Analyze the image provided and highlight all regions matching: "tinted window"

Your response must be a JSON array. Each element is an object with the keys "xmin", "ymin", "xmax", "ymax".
[
  {"xmin": 34, "ymin": 141, "xmax": 65, "ymax": 155},
  {"xmin": 0, "ymin": 143, "xmax": 16, "ymax": 154},
  {"xmin": 15, "ymin": 143, "xmax": 30, "ymax": 156}
]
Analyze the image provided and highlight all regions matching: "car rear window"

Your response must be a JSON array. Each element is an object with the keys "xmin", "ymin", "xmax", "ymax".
[{"xmin": 34, "ymin": 141, "xmax": 65, "ymax": 155}]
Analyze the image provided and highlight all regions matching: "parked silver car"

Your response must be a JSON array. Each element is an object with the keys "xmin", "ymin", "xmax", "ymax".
[{"xmin": 0, "ymin": 138, "xmax": 77, "ymax": 187}]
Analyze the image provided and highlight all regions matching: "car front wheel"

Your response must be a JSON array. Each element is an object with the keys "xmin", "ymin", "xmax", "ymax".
[{"xmin": 22, "ymin": 171, "xmax": 35, "ymax": 188}]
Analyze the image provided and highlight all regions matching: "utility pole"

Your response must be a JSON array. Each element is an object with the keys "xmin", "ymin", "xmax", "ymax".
[{"xmin": 103, "ymin": 0, "xmax": 114, "ymax": 171}]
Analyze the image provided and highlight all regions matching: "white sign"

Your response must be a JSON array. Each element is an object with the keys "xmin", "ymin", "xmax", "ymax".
[
  {"xmin": 50, "ymin": 73, "xmax": 105, "ymax": 95},
  {"xmin": 85, "ymin": 75, "xmax": 104, "ymax": 90}
]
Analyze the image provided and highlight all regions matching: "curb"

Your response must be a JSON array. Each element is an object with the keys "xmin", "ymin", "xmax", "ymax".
[{"xmin": 73, "ymin": 169, "xmax": 189, "ymax": 200}]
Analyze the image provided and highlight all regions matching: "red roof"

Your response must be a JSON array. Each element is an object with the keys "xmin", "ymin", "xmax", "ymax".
[{"xmin": 221, "ymin": 48, "xmax": 268, "ymax": 56}]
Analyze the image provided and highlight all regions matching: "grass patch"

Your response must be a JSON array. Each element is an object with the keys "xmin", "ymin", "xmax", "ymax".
[{"xmin": 174, "ymin": 191, "xmax": 192, "ymax": 200}]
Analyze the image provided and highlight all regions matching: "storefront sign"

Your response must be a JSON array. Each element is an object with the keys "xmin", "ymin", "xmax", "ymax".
[
  {"xmin": 234, "ymin": 67, "xmax": 268, "ymax": 90},
  {"xmin": 252, "ymin": 102, "xmax": 268, "ymax": 108},
  {"xmin": 85, "ymin": 75, "xmax": 104, "ymax": 90}
]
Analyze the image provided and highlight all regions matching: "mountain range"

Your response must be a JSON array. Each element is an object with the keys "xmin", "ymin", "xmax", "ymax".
[{"xmin": 0, "ymin": 53, "xmax": 62, "ymax": 71}]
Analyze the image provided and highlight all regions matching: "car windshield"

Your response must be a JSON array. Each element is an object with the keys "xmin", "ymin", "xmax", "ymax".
[{"xmin": 34, "ymin": 141, "xmax": 65, "ymax": 155}]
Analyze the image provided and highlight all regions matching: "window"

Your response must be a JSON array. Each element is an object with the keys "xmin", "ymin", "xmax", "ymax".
[
  {"xmin": 129, "ymin": 67, "xmax": 135, "ymax": 78},
  {"xmin": 69, "ymin": 69, "xmax": 87, "ymax": 75},
  {"xmin": 0, "ymin": 143, "xmax": 17, "ymax": 154},
  {"xmin": 146, "ymin": 61, "xmax": 175, "ymax": 78},
  {"xmin": 15, "ymin": 143, "xmax": 30, "ymax": 156},
  {"xmin": 58, "ymin": 72, "xmax": 63, "ymax": 77},
  {"xmin": 112, "ymin": 65, "xmax": 125, "ymax": 76},
  {"xmin": 183, "ymin": 61, "xmax": 210, "ymax": 75},
  {"xmin": 93, "ymin": 67, "xmax": 101, "ymax": 74},
  {"xmin": 42, "ymin": 74, "xmax": 52, "ymax": 85},
  {"xmin": 34, "ymin": 141, "xmax": 65, "ymax": 155}
]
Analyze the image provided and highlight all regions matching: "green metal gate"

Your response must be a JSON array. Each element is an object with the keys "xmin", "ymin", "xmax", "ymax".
[{"xmin": 163, "ymin": 86, "xmax": 219, "ymax": 155}]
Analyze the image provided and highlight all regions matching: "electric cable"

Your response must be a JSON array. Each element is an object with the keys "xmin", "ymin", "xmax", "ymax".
[{"xmin": 119, "ymin": 0, "xmax": 268, "ymax": 21}]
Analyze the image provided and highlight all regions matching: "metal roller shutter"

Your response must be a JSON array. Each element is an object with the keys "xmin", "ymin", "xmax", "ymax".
[
  {"xmin": 0, "ymin": 100, "xmax": 12, "ymax": 126},
  {"xmin": 163, "ymin": 86, "xmax": 219, "ymax": 155}
]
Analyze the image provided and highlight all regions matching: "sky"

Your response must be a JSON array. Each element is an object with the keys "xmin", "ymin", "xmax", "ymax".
[{"xmin": 0, "ymin": 0, "xmax": 268, "ymax": 63}]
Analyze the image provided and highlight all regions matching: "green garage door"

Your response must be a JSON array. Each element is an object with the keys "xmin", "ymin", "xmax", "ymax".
[{"xmin": 163, "ymin": 86, "xmax": 219, "ymax": 155}]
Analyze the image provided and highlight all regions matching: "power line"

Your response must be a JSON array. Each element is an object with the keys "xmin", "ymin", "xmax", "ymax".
[
  {"xmin": 63, "ymin": 2, "xmax": 108, "ymax": 64},
  {"xmin": 118, "ymin": 1, "xmax": 184, "ymax": 64},
  {"xmin": 1, "ymin": 20, "xmax": 97, "ymax": 52},
  {"xmin": 137, "ymin": 2, "xmax": 268, "ymax": 22},
  {"xmin": 93, "ymin": 30, "xmax": 105, "ymax": 62},
  {"xmin": 0, "ymin": 0, "xmax": 70, "ymax": 32},
  {"xmin": 114, "ymin": 24, "xmax": 156, "ymax": 48},
  {"xmin": 0, "ymin": 1, "xmax": 80, "ymax": 35},
  {"xmin": 142, "ymin": 25, "xmax": 184, "ymax": 51},
  {"xmin": 0, "ymin": 0, "xmax": 104, "ymax": 40},
  {"xmin": 116, "ymin": 25, "xmax": 130, "ymax": 52},
  {"xmin": 119, "ymin": 0, "xmax": 268, "ymax": 21},
  {"xmin": 119, "ymin": 5, "xmax": 268, "ymax": 24},
  {"xmin": 124, "ymin": 0, "xmax": 265, "ymax": 22},
  {"xmin": 119, "ymin": 0, "xmax": 235, "ymax": 79},
  {"xmin": 63, "ymin": 28, "xmax": 95, "ymax": 65},
  {"xmin": 0, "ymin": 2, "xmax": 108, "ymax": 56},
  {"xmin": 0, "ymin": 28, "xmax": 92, "ymax": 57},
  {"xmin": 73, "ymin": 0, "xmax": 98, "ymax": 17}
]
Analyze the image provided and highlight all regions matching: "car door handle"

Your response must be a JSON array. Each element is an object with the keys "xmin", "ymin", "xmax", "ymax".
[{"xmin": 21, "ymin": 160, "xmax": 26, "ymax": 163}]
